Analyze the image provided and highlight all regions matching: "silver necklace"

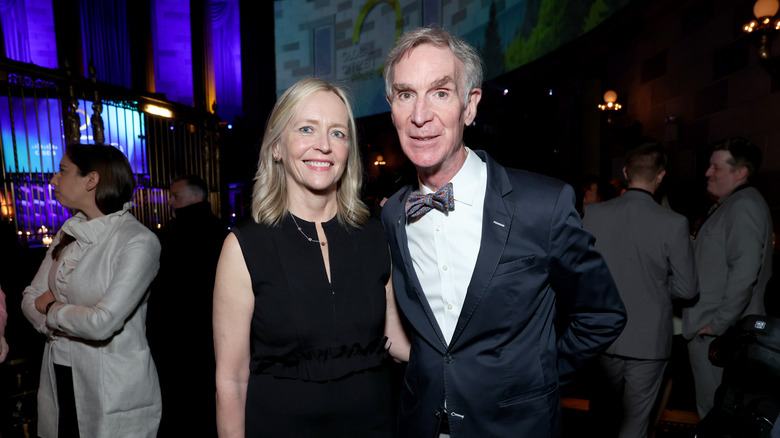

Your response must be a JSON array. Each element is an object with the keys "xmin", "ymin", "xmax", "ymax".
[{"xmin": 290, "ymin": 213, "xmax": 327, "ymax": 246}]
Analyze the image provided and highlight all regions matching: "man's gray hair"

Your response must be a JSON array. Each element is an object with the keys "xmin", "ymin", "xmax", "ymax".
[{"xmin": 383, "ymin": 26, "xmax": 483, "ymax": 107}]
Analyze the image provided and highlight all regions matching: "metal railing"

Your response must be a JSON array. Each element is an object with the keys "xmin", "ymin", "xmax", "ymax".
[{"xmin": 0, "ymin": 58, "xmax": 221, "ymax": 246}]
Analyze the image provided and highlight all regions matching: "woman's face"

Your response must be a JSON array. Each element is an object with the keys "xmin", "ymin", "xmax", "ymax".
[
  {"xmin": 50, "ymin": 154, "xmax": 93, "ymax": 211},
  {"xmin": 277, "ymin": 90, "xmax": 350, "ymax": 200}
]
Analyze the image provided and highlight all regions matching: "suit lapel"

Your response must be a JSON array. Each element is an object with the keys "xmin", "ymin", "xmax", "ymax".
[
  {"xmin": 391, "ymin": 187, "xmax": 449, "ymax": 348},
  {"xmin": 449, "ymin": 152, "xmax": 514, "ymax": 347}
]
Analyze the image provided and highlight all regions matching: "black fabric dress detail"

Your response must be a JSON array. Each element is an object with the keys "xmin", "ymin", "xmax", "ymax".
[{"xmin": 233, "ymin": 214, "xmax": 394, "ymax": 438}]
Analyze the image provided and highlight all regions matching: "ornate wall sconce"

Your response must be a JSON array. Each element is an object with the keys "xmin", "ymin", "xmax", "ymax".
[{"xmin": 743, "ymin": 0, "xmax": 780, "ymax": 61}]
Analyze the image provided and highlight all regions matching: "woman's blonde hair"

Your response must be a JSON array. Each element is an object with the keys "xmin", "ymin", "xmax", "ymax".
[{"xmin": 251, "ymin": 78, "xmax": 368, "ymax": 228}]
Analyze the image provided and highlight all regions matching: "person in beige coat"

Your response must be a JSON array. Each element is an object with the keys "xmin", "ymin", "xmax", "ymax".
[{"xmin": 22, "ymin": 143, "xmax": 162, "ymax": 437}]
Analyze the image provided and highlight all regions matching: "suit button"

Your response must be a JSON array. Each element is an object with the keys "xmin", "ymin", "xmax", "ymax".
[{"xmin": 445, "ymin": 354, "xmax": 454, "ymax": 364}]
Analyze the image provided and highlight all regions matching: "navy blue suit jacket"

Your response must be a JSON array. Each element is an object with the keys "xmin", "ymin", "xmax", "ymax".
[{"xmin": 382, "ymin": 151, "xmax": 626, "ymax": 437}]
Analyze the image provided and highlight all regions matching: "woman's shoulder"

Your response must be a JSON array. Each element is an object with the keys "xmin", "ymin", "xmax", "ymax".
[
  {"xmin": 230, "ymin": 218, "xmax": 278, "ymax": 252},
  {"xmin": 115, "ymin": 214, "xmax": 161, "ymax": 249},
  {"xmin": 117, "ymin": 213, "xmax": 154, "ymax": 233},
  {"xmin": 232, "ymin": 217, "xmax": 273, "ymax": 237}
]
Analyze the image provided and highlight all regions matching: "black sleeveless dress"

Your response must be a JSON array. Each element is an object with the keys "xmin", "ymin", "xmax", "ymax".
[{"xmin": 232, "ymin": 214, "xmax": 394, "ymax": 438}]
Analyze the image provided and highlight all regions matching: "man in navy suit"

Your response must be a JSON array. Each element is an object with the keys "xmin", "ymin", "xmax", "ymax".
[{"xmin": 381, "ymin": 27, "xmax": 627, "ymax": 437}]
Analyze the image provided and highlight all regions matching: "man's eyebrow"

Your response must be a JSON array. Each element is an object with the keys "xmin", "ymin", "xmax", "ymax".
[
  {"xmin": 430, "ymin": 76, "xmax": 455, "ymax": 89},
  {"xmin": 392, "ymin": 83, "xmax": 410, "ymax": 92},
  {"xmin": 392, "ymin": 76, "xmax": 456, "ymax": 93}
]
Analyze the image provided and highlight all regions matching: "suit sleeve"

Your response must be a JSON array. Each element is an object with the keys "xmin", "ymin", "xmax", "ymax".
[
  {"xmin": 548, "ymin": 185, "xmax": 626, "ymax": 385},
  {"xmin": 709, "ymin": 197, "xmax": 768, "ymax": 335},
  {"xmin": 668, "ymin": 216, "xmax": 698, "ymax": 301}
]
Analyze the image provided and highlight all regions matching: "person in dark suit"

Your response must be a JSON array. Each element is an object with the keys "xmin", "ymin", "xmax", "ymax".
[
  {"xmin": 147, "ymin": 175, "xmax": 227, "ymax": 437},
  {"xmin": 682, "ymin": 138, "xmax": 773, "ymax": 418},
  {"xmin": 582, "ymin": 142, "xmax": 698, "ymax": 437},
  {"xmin": 380, "ymin": 26, "xmax": 627, "ymax": 438}
]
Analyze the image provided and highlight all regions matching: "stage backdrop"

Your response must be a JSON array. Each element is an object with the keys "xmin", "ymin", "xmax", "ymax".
[{"xmin": 274, "ymin": 0, "xmax": 632, "ymax": 118}]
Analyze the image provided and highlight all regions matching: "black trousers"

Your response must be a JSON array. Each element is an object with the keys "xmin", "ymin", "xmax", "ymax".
[{"xmin": 53, "ymin": 364, "xmax": 80, "ymax": 438}]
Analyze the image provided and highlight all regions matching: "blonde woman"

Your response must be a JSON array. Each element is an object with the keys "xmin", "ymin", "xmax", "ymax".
[{"xmin": 214, "ymin": 78, "xmax": 408, "ymax": 437}]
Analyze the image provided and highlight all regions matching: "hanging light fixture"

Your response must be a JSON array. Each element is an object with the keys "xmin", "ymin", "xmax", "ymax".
[
  {"xmin": 598, "ymin": 90, "xmax": 622, "ymax": 123},
  {"xmin": 598, "ymin": 90, "xmax": 622, "ymax": 111},
  {"xmin": 744, "ymin": 0, "xmax": 780, "ymax": 61}
]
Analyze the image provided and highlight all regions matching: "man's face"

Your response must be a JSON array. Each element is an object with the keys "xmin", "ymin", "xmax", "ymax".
[
  {"xmin": 388, "ymin": 44, "xmax": 480, "ymax": 184},
  {"xmin": 705, "ymin": 150, "xmax": 746, "ymax": 200},
  {"xmin": 169, "ymin": 180, "xmax": 201, "ymax": 210}
]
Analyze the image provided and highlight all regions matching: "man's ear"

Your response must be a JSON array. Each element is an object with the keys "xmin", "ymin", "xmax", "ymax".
[
  {"xmin": 735, "ymin": 165, "xmax": 749, "ymax": 182},
  {"xmin": 463, "ymin": 88, "xmax": 482, "ymax": 126},
  {"xmin": 656, "ymin": 169, "xmax": 666, "ymax": 184},
  {"xmin": 622, "ymin": 166, "xmax": 628, "ymax": 181},
  {"xmin": 86, "ymin": 171, "xmax": 99, "ymax": 191}
]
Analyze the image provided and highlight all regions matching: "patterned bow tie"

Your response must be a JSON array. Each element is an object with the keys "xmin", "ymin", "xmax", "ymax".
[{"xmin": 405, "ymin": 182, "xmax": 454, "ymax": 218}]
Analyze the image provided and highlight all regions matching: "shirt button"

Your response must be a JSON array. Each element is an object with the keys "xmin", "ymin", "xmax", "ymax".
[
  {"xmin": 435, "ymin": 225, "xmax": 441, "ymax": 232},
  {"xmin": 442, "ymin": 265, "xmax": 448, "ymax": 271},
  {"xmin": 447, "ymin": 303, "xmax": 453, "ymax": 310}
]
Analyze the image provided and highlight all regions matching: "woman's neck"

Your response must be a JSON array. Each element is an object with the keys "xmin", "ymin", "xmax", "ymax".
[
  {"xmin": 287, "ymin": 192, "xmax": 338, "ymax": 223},
  {"xmin": 82, "ymin": 205, "xmax": 106, "ymax": 221}
]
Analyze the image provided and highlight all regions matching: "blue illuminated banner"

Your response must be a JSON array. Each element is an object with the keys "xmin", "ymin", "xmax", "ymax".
[
  {"xmin": 1, "ymin": 97, "xmax": 64, "ymax": 173},
  {"xmin": 1, "ymin": 97, "xmax": 147, "ymax": 174},
  {"xmin": 77, "ymin": 100, "xmax": 148, "ymax": 174}
]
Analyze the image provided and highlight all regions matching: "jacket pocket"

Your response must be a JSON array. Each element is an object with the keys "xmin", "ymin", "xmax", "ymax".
[
  {"xmin": 498, "ymin": 381, "xmax": 557, "ymax": 407},
  {"xmin": 494, "ymin": 255, "xmax": 536, "ymax": 277}
]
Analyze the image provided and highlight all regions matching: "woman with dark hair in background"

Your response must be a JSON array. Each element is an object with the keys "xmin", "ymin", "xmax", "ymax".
[{"xmin": 22, "ymin": 143, "xmax": 162, "ymax": 437}]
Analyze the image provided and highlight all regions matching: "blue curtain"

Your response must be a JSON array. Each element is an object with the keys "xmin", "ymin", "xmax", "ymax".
[
  {"xmin": 0, "ymin": 0, "xmax": 32, "ymax": 63},
  {"xmin": 211, "ymin": 0, "xmax": 242, "ymax": 118},
  {"xmin": 79, "ymin": 0, "xmax": 131, "ymax": 87}
]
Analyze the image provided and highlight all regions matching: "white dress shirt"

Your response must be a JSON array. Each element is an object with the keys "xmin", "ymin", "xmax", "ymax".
[{"xmin": 407, "ymin": 148, "xmax": 487, "ymax": 345}]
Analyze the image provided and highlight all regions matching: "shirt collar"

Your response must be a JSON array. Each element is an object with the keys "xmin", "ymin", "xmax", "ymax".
[
  {"xmin": 719, "ymin": 182, "xmax": 752, "ymax": 204},
  {"xmin": 61, "ymin": 202, "xmax": 132, "ymax": 244},
  {"xmin": 625, "ymin": 187, "xmax": 654, "ymax": 197},
  {"xmin": 417, "ymin": 147, "xmax": 481, "ymax": 207}
]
